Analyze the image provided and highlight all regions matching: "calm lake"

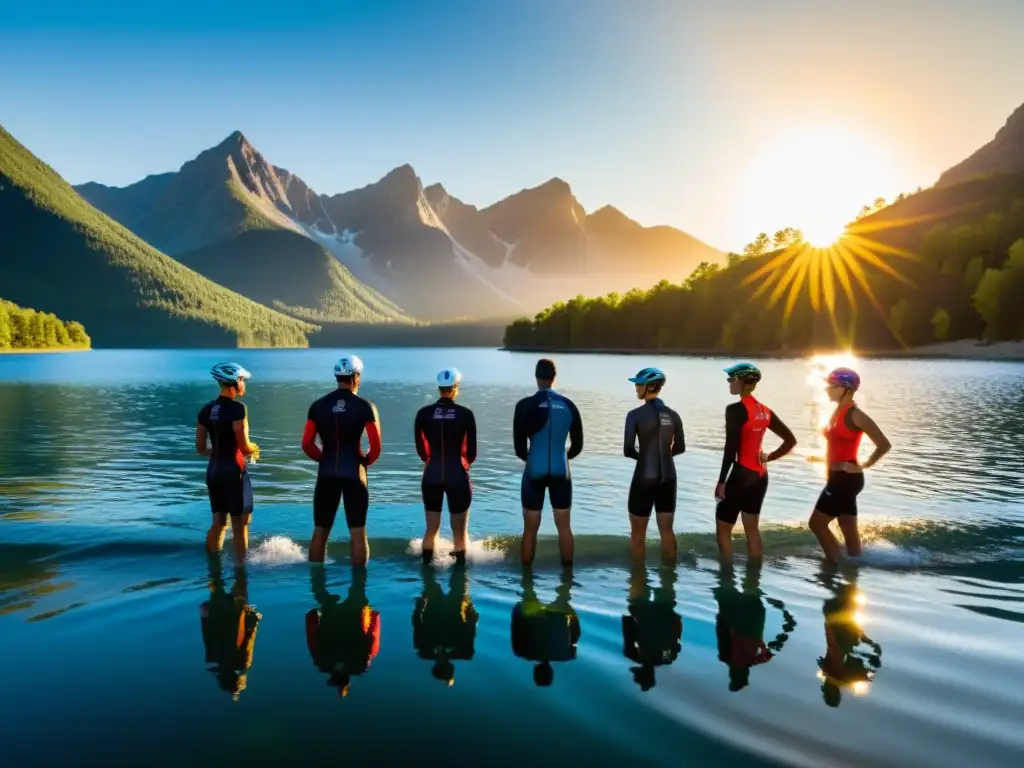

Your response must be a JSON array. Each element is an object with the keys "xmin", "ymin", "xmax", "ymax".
[{"xmin": 1, "ymin": 348, "xmax": 1023, "ymax": 767}]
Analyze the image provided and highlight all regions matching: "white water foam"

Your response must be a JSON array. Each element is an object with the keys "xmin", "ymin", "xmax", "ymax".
[
  {"xmin": 248, "ymin": 535, "xmax": 314, "ymax": 566},
  {"xmin": 406, "ymin": 536, "xmax": 506, "ymax": 567},
  {"xmin": 849, "ymin": 539, "xmax": 930, "ymax": 568}
]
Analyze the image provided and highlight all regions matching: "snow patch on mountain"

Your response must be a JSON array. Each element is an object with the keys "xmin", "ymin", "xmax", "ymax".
[{"xmin": 302, "ymin": 224, "xmax": 398, "ymax": 298}]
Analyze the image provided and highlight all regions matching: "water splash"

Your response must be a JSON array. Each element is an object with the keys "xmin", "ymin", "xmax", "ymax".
[
  {"xmin": 248, "ymin": 535, "xmax": 309, "ymax": 566},
  {"xmin": 406, "ymin": 536, "xmax": 507, "ymax": 567}
]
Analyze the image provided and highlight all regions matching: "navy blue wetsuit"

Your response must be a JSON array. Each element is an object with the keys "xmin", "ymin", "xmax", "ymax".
[
  {"xmin": 303, "ymin": 389, "xmax": 381, "ymax": 530},
  {"xmin": 414, "ymin": 398, "xmax": 477, "ymax": 515},
  {"xmin": 623, "ymin": 399, "xmax": 685, "ymax": 517},
  {"xmin": 513, "ymin": 389, "xmax": 583, "ymax": 511},
  {"xmin": 198, "ymin": 396, "xmax": 253, "ymax": 517}
]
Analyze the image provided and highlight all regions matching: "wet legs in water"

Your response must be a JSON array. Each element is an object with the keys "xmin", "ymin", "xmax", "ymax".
[
  {"xmin": 207, "ymin": 512, "xmax": 250, "ymax": 565},
  {"xmin": 520, "ymin": 508, "xmax": 574, "ymax": 567},
  {"xmin": 808, "ymin": 511, "xmax": 862, "ymax": 564},
  {"xmin": 629, "ymin": 513, "xmax": 677, "ymax": 563},
  {"xmin": 716, "ymin": 512, "xmax": 763, "ymax": 563},
  {"xmin": 422, "ymin": 510, "xmax": 441, "ymax": 562},
  {"xmin": 521, "ymin": 509, "xmax": 541, "ymax": 566},
  {"xmin": 309, "ymin": 524, "xmax": 368, "ymax": 566}
]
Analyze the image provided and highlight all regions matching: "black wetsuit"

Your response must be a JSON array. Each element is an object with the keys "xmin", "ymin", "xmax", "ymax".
[
  {"xmin": 305, "ymin": 390, "xmax": 380, "ymax": 529},
  {"xmin": 623, "ymin": 399, "xmax": 685, "ymax": 517},
  {"xmin": 414, "ymin": 398, "xmax": 477, "ymax": 515},
  {"xmin": 197, "ymin": 396, "xmax": 253, "ymax": 517}
]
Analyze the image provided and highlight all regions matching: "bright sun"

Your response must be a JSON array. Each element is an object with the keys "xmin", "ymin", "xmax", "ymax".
[{"xmin": 741, "ymin": 126, "xmax": 894, "ymax": 248}]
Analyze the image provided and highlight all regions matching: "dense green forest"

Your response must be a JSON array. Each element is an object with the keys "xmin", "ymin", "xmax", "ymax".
[
  {"xmin": 0, "ymin": 299, "xmax": 91, "ymax": 350},
  {"xmin": 0, "ymin": 126, "xmax": 316, "ymax": 348},
  {"xmin": 174, "ymin": 228, "xmax": 411, "ymax": 324},
  {"xmin": 505, "ymin": 174, "xmax": 1024, "ymax": 352}
]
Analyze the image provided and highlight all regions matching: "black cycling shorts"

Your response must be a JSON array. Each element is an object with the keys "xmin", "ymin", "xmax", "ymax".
[
  {"xmin": 627, "ymin": 479, "xmax": 677, "ymax": 518},
  {"xmin": 314, "ymin": 477, "xmax": 369, "ymax": 530},
  {"xmin": 520, "ymin": 474, "xmax": 572, "ymax": 511},
  {"xmin": 815, "ymin": 471, "xmax": 865, "ymax": 517},
  {"xmin": 716, "ymin": 466, "xmax": 769, "ymax": 524},
  {"xmin": 206, "ymin": 471, "xmax": 253, "ymax": 517},
  {"xmin": 422, "ymin": 480, "xmax": 472, "ymax": 515}
]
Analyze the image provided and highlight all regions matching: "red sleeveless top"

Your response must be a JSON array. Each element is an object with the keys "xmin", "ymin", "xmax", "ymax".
[
  {"xmin": 826, "ymin": 403, "xmax": 863, "ymax": 465},
  {"xmin": 737, "ymin": 395, "xmax": 772, "ymax": 476}
]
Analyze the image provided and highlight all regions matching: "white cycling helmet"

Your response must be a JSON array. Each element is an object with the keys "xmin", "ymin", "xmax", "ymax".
[
  {"xmin": 334, "ymin": 355, "xmax": 364, "ymax": 377},
  {"xmin": 211, "ymin": 362, "xmax": 252, "ymax": 386},
  {"xmin": 436, "ymin": 367, "xmax": 463, "ymax": 387}
]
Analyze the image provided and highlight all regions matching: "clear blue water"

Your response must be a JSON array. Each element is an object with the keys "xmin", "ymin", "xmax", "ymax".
[{"xmin": 1, "ymin": 349, "xmax": 1023, "ymax": 767}]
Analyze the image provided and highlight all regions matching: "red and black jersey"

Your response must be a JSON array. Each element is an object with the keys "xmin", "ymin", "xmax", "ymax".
[
  {"xmin": 414, "ymin": 398, "xmax": 477, "ymax": 484},
  {"xmin": 302, "ymin": 389, "xmax": 381, "ymax": 481}
]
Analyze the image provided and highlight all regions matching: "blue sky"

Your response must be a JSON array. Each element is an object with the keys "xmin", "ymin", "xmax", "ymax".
[{"xmin": 1, "ymin": 0, "xmax": 1023, "ymax": 251}]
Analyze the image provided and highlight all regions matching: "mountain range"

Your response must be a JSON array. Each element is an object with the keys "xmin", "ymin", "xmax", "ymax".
[
  {"xmin": 76, "ymin": 132, "xmax": 724, "ymax": 321},
  {"xmin": 3, "ymin": 97, "xmax": 1024, "ymax": 348}
]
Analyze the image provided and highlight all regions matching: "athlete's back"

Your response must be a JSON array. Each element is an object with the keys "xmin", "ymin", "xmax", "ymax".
[
  {"xmin": 414, "ymin": 398, "xmax": 477, "ymax": 483},
  {"xmin": 513, "ymin": 389, "xmax": 583, "ymax": 479},
  {"xmin": 307, "ymin": 389, "xmax": 380, "ymax": 481},
  {"xmin": 624, "ymin": 398, "xmax": 685, "ymax": 483}
]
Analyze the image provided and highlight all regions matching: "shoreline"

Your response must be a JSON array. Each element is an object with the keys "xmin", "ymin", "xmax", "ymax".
[
  {"xmin": 501, "ymin": 339, "xmax": 1024, "ymax": 362},
  {"xmin": 0, "ymin": 347, "xmax": 91, "ymax": 355}
]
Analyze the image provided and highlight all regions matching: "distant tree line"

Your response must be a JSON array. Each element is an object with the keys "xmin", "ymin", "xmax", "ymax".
[
  {"xmin": 0, "ymin": 299, "xmax": 91, "ymax": 350},
  {"xmin": 505, "ymin": 193, "xmax": 1024, "ymax": 352}
]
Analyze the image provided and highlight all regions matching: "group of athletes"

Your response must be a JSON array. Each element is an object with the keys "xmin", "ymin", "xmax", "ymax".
[{"xmin": 196, "ymin": 355, "xmax": 891, "ymax": 568}]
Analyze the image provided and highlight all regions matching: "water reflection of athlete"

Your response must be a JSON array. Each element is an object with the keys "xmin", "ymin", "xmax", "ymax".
[
  {"xmin": 809, "ymin": 368, "xmax": 892, "ymax": 564},
  {"xmin": 816, "ymin": 578, "xmax": 883, "ymax": 708},
  {"xmin": 623, "ymin": 368, "xmax": 685, "ymax": 563},
  {"xmin": 415, "ymin": 367, "xmax": 477, "ymax": 564},
  {"xmin": 412, "ymin": 563, "xmax": 478, "ymax": 685},
  {"xmin": 196, "ymin": 362, "xmax": 260, "ymax": 565},
  {"xmin": 510, "ymin": 570, "xmax": 581, "ymax": 687},
  {"xmin": 305, "ymin": 567, "xmax": 381, "ymax": 698},
  {"xmin": 714, "ymin": 559, "xmax": 795, "ymax": 692},
  {"xmin": 302, "ymin": 355, "xmax": 382, "ymax": 566},
  {"xmin": 199, "ymin": 555, "xmax": 261, "ymax": 700},
  {"xmin": 621, "ymin": 565, "xmax": 682, "ymax": 691},
  {"xmin": 514, "ymin": 358, "xmax": 584, "ymax": 569},
  {"xmin": 715, "ymin": 363, "xmax": 797, "ymax": 562}
]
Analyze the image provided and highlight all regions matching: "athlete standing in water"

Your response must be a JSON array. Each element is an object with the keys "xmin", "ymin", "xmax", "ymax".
[
  {"xmin": 196, "ymin": 363, "xmax": 260, "ymax": 564},
  {"xmin": 715, "ymin": 363, "xmax": 797, "ymax": 562},
  {"xmin": 808, "ymin": 368, "xmax": 891, "ymax": 564},
  {"xmin": 513, "ymin": 359, "xmax": 583, "ymax": 569},
  {"xmin": 414, "ymin": 367, "xmax": 477, "ymax": 564},
  {"xmin": 623, "ymin": 368, "xmax": 685, "ymax": 563},
  {"xmin": 302, "ymin": 356, "xmax": 381, "ymax": 566}
]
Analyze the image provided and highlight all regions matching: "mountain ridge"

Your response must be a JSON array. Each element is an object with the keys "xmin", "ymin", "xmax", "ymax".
[
  {"xmin": 0, "ymin": 125, "xmax": 315, "ymax": 347},
  {"xmin": 938, "ymin": 100, "xmax": 1024, "ymax": 186}
]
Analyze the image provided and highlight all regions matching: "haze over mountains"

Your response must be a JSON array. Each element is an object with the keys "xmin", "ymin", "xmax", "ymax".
[{"xmin": 77, "ymin": 132, "xmax": 725, "ymax": 320}]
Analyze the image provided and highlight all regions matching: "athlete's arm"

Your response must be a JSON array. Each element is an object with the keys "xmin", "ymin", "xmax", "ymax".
[
  {"xmin": 413, "ymin": 408, "xmax": 430, "ymax": 463},
  {"xmin": 362, "ymin": 403, "xmax": 382, "ymax": 467},
  {"xmin": 567, "ymin": 400, "xmax": 584, "ymax": 460},
  {"xmin": 764, "ymin": 412, "xmax": 797, "ymax": 463},
  {"xmin": 465, "ymin": 409, "xmax": 478, "ymax": 465},
  {"xmin": 718, "ymin": 404, "xmax": 745, "ymax": 484},
  {"xmin": 232, "ymin": 404, "xmax": 259, "ymax": 457},
  {"xmin": 302, "ymin": 419, "xmax": 322, "ymax": 462},
  {"xmin": 512, "ymin": 399, "xmax": 529, "ymax": 462},
  {"xmin": 850, "ymin": 407, "xmax": 891, "ymax": 469},
  {"xmin": 195, "ymin": 423, "xmax": 211, "ymax": 457},
  {"xmin": 623, "ymin": 411, "xmax": 639, "ymax": 460},
  {"xmin": 671, "ymin": 410, "xmax": 686, "ymax": 456}
]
